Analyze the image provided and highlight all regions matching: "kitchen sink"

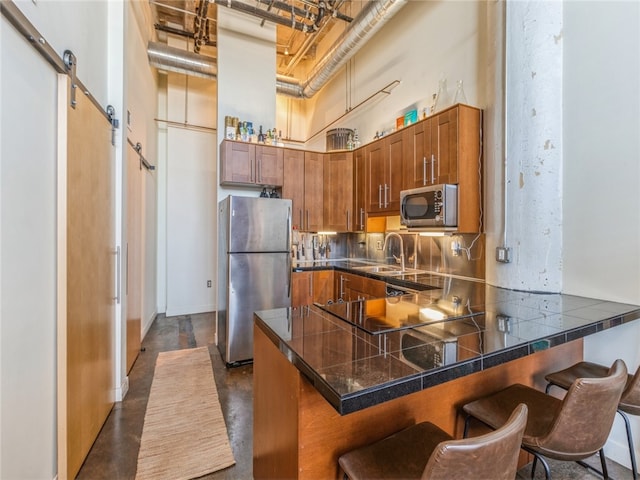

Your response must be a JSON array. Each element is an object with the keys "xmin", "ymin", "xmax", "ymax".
[
  {"xmin": 352, "ymin": 265, "xmax": 402, "ymax": 273},
  {"xmin": 352, "ymin": 265, "xmax": 425, "ymax": 276}
]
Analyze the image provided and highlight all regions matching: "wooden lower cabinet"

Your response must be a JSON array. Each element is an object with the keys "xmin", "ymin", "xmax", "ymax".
[
  {"xmin": 253, "ymin": 326, "xmax": 583, "ymax": 480},
  {"xmin": 335, "ymin": 272, "xmax": 385, "ymax": 302},
  {"xmin": 291, "ymin": 270, "xmax": 335, "ymax": 307}
]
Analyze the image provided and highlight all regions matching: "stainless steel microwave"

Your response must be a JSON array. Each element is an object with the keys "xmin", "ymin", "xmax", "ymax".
[{"xmin": 400, "ymin": 184, "xmax": 457, "ymax": 228}]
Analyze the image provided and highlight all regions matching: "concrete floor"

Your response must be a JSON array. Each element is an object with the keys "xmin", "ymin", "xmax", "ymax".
[{"xmin": 77, "ymin": 312, "xmax": 634, "ymax": 479}]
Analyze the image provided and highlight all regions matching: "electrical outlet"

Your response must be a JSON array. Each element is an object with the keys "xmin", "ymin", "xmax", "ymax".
[
  {"xmin": 207, "ymin": 280, "xmax": 212, "ymax": 288},
  {"xmin": 496, "ymin": 246, "xmax": 511, "ymax": 263},
  {"xmin": 376, "ymin": 240, "xmax": 383, "ymax": 250},
  {"xmin": 497, "ymin": 314, "xmax": 511, "ymax": 333},
  {"xmin": 451, "ymin": 240, "xmax": 461, "ymax": 256}
]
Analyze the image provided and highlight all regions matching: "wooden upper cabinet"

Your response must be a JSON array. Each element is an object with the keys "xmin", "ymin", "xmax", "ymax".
[
  {"xmin": 220, "ymin": 140, "xmax": 283, "ymax": 187},
  {"xmin": 256, "ymin": 144, "xmax": 284, "ymax": 186},
  {"xmin": 432, "ymin": 106, "xmax": 459, "ymax": 185},
  {"xmin": 386, "ymin": 129, "xmax": 405, "ymax": 213},
  {"xmin": 404, "ymin": 104, "xmax": 480, "ymax": 190},
  {"xmin": 366, "ymin": 130, "xmax": 404, "ymax": 215},
  {"xmin": 404, "ymin": 117, "xmax": 435, "ymax": 188},
  {"xmin": 366, "ymin": 139, "xmax": 386, "ymax": 213},
  {"xmin": 323, "ymin": 151, "xmax": 354, "ymax": 232},
  {"xmin": 220, "ymin": 140, "xmax": 255, "ymax": 184},
  {"xmin": 353, "ymin": 147, "xmax": 366, "ymax": 231},
  {"xmin": 304, "ymin": 151, "xmax": 324, "ymax": 232},
  {"xmin": 282, "ymin": 148, "xmax": 305, "ymax": 230}
]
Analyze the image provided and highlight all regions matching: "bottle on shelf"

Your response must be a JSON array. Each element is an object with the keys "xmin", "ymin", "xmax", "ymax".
[
  {"xmin": 353, "ymin": 129, "xmax": 361, "ymax": 148},
  {"xmin": 258, "ymin": 125, "xmax": 265, "ymax": 143},
  {"xmin": 433, "ymin": 77, "xmax": 449, "ymax": 113},
  {"xmin": 453, "ymin": 80, "xmax": 467, "ymax": 105}
]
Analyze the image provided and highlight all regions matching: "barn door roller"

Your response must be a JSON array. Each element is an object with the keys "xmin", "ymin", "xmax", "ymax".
[{"xmin": 63, "ymin": 50, "xmax": 77, "ymax": 109}]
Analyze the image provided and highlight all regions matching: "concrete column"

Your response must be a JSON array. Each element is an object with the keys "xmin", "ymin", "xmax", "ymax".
[{"xmin": 486, "ymin": 0, "xmax": 563, "ymax": 292}]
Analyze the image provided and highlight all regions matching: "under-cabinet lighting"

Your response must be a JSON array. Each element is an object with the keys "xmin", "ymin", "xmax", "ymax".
[
  {"xmin": 419, "ymin": 307, "xmax": 447, "ymax": 321},
  {"xmin": 317, "ymin": 231, "xmax": 337, "ymax": 235},
  {"xmin": 418, "ymin": 232, "xmax": 447, "ymax": 237}
]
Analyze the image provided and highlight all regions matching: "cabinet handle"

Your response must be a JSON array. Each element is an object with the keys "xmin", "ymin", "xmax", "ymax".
[
  {"xmin": 360, "ymin": 208, "xmax": 365, "ymax": 230},
  {"xmin": 423, "ymin": 156, "xmax": 427, "ymax": 185},
  {"xmin": 346, "ymin": 210, "xmax": 350, "ymax": 230},
  {"xmin": 306, "ymin": 210, "xmax": 310, "ymax": 230},
  {"xmin": 299, "ymin": 209, "xmax": 303, "ymax": 230},
  {"xmin": 431, "ymin": 154, "xmax": 436, "ymax": 184},
  {"xmin": 384, "ymin": 184, "xmax": 389, "ymax": 208},
  {"xmin": 378, "ymin": 184, "xmax": 383, "ymax": 208},
  {"xmin": 340, "ymin": 275, "xmax": 347, "ymax": 299},
  {"xmin": 258, "ymin": 161, "xmax": 262, "ymax": 183},
  {"xmin": 309, "ymin": 273, "xmax": 313, "ymax": 297}
]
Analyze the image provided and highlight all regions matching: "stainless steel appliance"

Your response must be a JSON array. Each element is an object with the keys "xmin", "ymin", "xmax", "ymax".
[
  {"xmin": 217, "ymin": 195, "xmax": 292, "ymax": 365},
  {"xmin": 400, "ymin": 184, "xmax": 458, "ymax": 229},
  {"xmin": 399, "ymin": 326, "xmax": 458, "ymax": 370}
]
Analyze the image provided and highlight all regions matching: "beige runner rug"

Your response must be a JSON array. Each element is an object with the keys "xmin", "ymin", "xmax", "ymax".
[{"xmin": 135, "ymin": 347, "xmax": 236, "ymax": 480}]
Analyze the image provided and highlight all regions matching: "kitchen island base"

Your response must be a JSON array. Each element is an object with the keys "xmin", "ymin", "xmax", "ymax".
[{"xmin": 253, "ymin": 324, "xmax": 583, "ymax": 480}]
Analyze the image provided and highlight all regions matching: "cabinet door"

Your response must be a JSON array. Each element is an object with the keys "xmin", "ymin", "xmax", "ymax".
[
  {"xmin": 386, "ymin": 130, "xmax": 405, "ymax": 213},
  {"xmin": 312, "ymin": 270, "xmax": 334, "ymax": 304},
  {"xmin": 256, "ymin": 144, "xmax": 284, "ymax": 186},
  {"xmin": 366, "ymin": 140, "xmax": 386, "ymax": 213},
  {"xmin": 362, "ymin": 277, "xmax": 386, "ymax": 298},
  {"xmin": 282, "ymin": 149, "xmax": 305, "ymax": 229},
  {"xmin": 433, "ymin": 107, "xmax": 459, "ymax": 185},
  {"xmin": 304, "ymin": 152, "xmax": 324, "ymax": 232},
  {"xmin": 220, "ymin": 140, "xmax": 255, "ymax": 184},
  {"xmin": 404, "ymin": 118, "xmax": 435, "ymax": 189},
  {"xmin": 353, "ymin": 147, "xmax": 366, "ymax": 231},
  {"xmin": 323, "ymin": 152, "xmax": 354, "ymax": 232},
  {"xmin": 291, "ymin": 271, "xmax": 313, "ymax": 307}
]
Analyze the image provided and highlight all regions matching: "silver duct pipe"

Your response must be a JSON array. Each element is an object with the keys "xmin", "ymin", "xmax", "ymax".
[
  {"xmin": 277, "ymin": 0, "xmax": 408, "ymax": 98},
  {"xmin": 148, "ymin": 0, "xmax": 406, "ymax": 96},
  {"xmin": 147, "ymin": 41, "xmax": 217, "ymax": 79}
]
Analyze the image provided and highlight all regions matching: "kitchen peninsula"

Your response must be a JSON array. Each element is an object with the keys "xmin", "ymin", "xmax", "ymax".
[{"xmin": 253, "ymin": 262, "xmax": 640, "ymax": 479}]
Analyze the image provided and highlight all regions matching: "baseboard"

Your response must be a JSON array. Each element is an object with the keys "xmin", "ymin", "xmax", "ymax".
[
  {"xmin": 141, "ymin": 310, "xmax": 157, "ymax": 340},
  {"xmin": 604, "ymin": 424, "xmax": 638, "ymax": 470},
  {"xmin": 114, "ymin": 375, "xmax": 129, "ymax": 402},
  {"xmin": 165, "ymin": 304, "xmax": 216, "ymax": 317}
]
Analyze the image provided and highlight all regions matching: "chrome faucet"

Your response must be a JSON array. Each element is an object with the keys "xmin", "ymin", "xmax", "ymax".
[{"xmin": 382, "ymin": 232, "xmax": 405, "ymax": 272}]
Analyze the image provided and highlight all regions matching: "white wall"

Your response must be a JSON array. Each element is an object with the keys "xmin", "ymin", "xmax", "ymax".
[
  {"xmin": 562, "ymin": 1, "xmax": 640, "ymax": 468},
  {"xmin": 160, "ymin": 37, "xmax": 217, "ymax": 316},
  {"xmin": 298, "ymin": 0, "xmax": 487, "ymax": 151},
  {"xmin": 217, "ymin": 7, "xmax": 276, "ymax": 202},
  {"xmin": 1, "ymin": 17, "xmax": 58, "ymax": 479}
]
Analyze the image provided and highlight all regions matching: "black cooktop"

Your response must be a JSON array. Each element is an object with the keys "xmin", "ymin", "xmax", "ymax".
[{"xmin": 318, "ymin": 292, "xmax": 484, "ymax": 335}]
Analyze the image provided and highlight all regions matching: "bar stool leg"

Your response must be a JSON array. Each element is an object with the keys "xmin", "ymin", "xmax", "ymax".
[
  {"xmin": 599, "ymin": 448, "xmax": 609, "ymax": 479},
  {"xmin": 619, "ymin": 410, "xmax": 638, "ymax": 480}
]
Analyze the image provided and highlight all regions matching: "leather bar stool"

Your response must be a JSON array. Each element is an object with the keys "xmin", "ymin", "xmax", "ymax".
[
  {"xmin": 338, "ymin": 403, "xmax": 527, "ymax": 480},
  {"xmin": 545, "ymin": 361, "xmax": 640, "ymax": 480},
  {"xmin": 462, "ymin": 359, "xmax": 628, "ymax": 480}
]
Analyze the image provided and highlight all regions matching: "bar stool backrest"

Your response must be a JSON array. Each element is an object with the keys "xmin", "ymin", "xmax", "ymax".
[
  {"xmin": 620, "ymin": 366, "xmax": 640, "ymax": 415},
  {"xmin": 535, "ymin": 359, "xmax": 628, "ymax": 458},
  {"xmin": 422, "ymin": 403, "xmax": 528, "ymax": 480}
]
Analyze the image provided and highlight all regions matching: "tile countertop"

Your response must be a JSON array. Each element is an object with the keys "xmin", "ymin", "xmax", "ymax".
[{"xmin": 255, "ymin": 269, "xmax": 640, "ymax": 415}]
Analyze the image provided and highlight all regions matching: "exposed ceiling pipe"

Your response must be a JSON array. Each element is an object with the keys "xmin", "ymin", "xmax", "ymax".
[
  {"xmin": 276, "ymin": 0, "xmax": 408, "ymax": 98},
  {"xmin": 147, "ymin": 0, "xmax": 407, "ymax": 98},
  {"xmin": 147, "ymin": 41, "xmax": 217, "ymax": 79},
  {"xmin": 212, "ymin": 0, "xmax": 310, "ymax": 32}
]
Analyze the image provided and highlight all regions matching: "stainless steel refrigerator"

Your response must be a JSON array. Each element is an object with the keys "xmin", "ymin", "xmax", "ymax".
[{"xmin": 217, "ymin": 195, "xmax": 292, "ymax": 365}]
